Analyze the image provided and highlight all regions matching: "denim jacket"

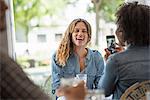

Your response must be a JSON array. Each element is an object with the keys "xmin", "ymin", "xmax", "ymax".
[
  {"xmin": 98, "ymin": 45, "xmax": 150, "ymax": 99},
  {"xmin": 51, "ymin": 48, "xmax": 104, "ymax": 94}
]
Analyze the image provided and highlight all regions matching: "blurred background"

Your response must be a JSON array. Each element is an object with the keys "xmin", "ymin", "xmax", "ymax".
[{"xmin": 2, "ymin": 0, "xmax": 150, "ymax": 98}]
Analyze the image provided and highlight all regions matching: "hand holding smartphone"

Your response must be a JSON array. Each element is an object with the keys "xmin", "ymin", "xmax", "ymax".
[{"xmin": 106, "ymin": 35, "xmax": 117, "ymax": 54}]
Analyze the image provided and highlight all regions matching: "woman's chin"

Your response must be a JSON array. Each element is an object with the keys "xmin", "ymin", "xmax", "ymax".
[{"xmin": 75, "ymin": 44, "xmax": 85, "ymax": 47}]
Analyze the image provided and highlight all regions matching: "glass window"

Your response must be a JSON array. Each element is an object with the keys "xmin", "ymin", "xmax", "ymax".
[
  {"xmin": 55, "ymin": 33, "xmax": 62, "ymax": 42},
  {"xmin": 37, "ymin": 34, "xmax": 46, "ymax": 43}
]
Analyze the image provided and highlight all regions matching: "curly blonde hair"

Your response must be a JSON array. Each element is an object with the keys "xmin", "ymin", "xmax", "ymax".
[{"xmin": 56, "ymin": 18, "xmax": 92, "ymax": 67}]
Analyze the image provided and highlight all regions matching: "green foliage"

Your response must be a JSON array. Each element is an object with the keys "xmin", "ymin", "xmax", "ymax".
[
  {"xmin": 43, "ymin": 0, "xmax": 69, "ymax": 16},
  {"xmin": 16, "ymin": 55, "xmax": 30, "ymax": 68},
  {"xmin": 100, "ymin": 0, "xmax": 124, "ymax": 22},
  {"xmin": 38, "ymin": 60, "xmax": 49, "ymax": 67},
  {"xmin": 87, "ymin": 0, "xmax": 124, "ymax": 22},
  {"xmin": 13, "ymin": 0, "xmax": 71, "ymax": 42},
  {"xmin": 14, "ymin": 0, "xmax": 42, "ymax": 41},
  {"xmin": 16, "ymin": 49, "xmax": 51, "ymax": 68}
]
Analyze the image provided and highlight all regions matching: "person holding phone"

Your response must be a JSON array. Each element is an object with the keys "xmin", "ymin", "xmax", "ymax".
[
  {"xmin": 51, "ymin": 18, "xmax": 104, "ymax": 98},
  {"xmin": 98, "ymin": 2, "xmax": 150, "ymax": 99},
  {"xmin": 105, "ymin": 35, "xmax": 125, "ymax": 60}
]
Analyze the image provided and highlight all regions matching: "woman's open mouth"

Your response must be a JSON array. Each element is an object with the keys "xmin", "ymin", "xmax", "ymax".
[{"xmin": 76, "ymin": 38, "xmax": 84, "ymax": 41}]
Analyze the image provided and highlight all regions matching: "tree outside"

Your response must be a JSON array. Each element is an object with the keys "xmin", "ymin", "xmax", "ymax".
[
  {"xmin": 13, "ymin": 0, "xmax": 73, "ymax": 42},
  {"xmin": 88, "ymin": 0, "xmax": 124, "ymax": 45}
]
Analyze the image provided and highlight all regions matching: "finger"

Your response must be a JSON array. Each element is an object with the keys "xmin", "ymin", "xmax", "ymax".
[
  {"xmin": 105, "ymin": 48, "xmax": 111, "ymax": 55},
  {"xmin": 77, "ymin": 80, "xmax": 85, "ymax": 86},
  {"xmin": 115, "ymin": 47, "xmax": 124, "ymax": 52}
]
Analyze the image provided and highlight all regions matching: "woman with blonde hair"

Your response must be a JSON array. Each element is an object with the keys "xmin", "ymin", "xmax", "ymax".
[{"xmin": 51, "ymin": 18, "xmax": 104, "ymax": 98}]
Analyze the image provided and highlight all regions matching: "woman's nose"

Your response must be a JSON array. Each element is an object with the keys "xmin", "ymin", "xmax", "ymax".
[
  {"xmin": 78, "ymin": 30, "xmax": 84, "ymax": 36},
  {"xmin": 77, "ymin": 33, "xmax": 83, "ymax": 38}
]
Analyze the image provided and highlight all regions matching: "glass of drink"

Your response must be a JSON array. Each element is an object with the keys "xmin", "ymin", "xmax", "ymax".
[
  {"xmin": 61, "ymin": 77, "xmax": 81, "ymax": 87},
  {"xmin": 85, "ymin": 89, "xmax": 105, "ymax": 100},
  {"xmin": 146, "ymin": 91, "xmax": 150, "ymax": 100},
  {"xmin": 60, "ymin": 78, "xmax": 85, "ymax": 100},
  {"xmin": 76, "ymin": 74, "xmax": 87, "ymax": 86}
]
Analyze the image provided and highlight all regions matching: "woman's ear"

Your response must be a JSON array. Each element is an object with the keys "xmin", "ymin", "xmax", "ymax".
[
  {"xmin": 88, "ymin": 38, "xmax": 91, "ymax": 42},
  {"xmin": 116, "ymin": 31, "xmax": 125, "ymax": 46},
  {"xmin": 88, "ymin": 34, "xmax": 91, "ymax": 42}
]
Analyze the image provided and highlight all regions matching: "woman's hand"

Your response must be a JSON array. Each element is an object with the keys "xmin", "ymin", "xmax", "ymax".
[
  {"xmin": 104, "ymin": 45, "xmax": 125, "ymax": 61},
  {"xmin": 63, "ymin": 81, "xmax": 86, "ymax": 100},
  {"xmin": 56, "ymin": 88, "xmax": 65, "ymax": 97}
]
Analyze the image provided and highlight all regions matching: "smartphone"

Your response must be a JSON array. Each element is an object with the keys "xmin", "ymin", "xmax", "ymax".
[{"xmin": 106, "ymin": 35, "xmax": 116, "ymax": 54}]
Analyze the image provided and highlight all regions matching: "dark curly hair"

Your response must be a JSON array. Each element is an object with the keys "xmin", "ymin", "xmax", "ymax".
[{"xmin": 115, "ymin": 2, "xmax": 150, "ymax": 46}]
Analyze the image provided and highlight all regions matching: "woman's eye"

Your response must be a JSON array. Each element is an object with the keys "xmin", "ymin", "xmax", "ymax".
[
  {"xmin": 82, "ymin": 30, "xmax": 87, "ymax": 33},
  {"xmin": 74, "ymin": 29, "xmax": 87, "ymax": 33},
  {"xmin": 74, "ymin": 29, "xmax": 79, "ymax": 33}
]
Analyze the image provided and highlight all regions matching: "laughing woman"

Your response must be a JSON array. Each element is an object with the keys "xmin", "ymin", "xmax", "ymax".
[{"xmin": 51, "ymin": 18, "xmax": 104, "ymax": 98}]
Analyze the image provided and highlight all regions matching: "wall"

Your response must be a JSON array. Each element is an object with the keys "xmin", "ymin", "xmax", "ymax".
[
  {"xmin": 0, "ymin": 0, "xmax": 8, "ymax": 55},
  {"xmin": 0, "ymin": 0, "xmax": 15, "ymax": 59}
]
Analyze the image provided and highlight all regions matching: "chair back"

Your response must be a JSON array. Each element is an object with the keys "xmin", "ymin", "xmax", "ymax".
[{"xmin": 120, "ymin": 80, "xmax": 150, "ymax": 100}]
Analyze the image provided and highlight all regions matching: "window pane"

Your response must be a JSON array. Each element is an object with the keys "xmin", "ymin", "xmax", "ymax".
[{"xmin": 37, "ymin": 34, "xmax": 46, "ymax": 43}]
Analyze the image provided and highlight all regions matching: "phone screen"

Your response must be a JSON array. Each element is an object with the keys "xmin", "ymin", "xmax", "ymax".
[{"xmin": 106, "ymin": 35, "xmax": 116, "ymax": 48}]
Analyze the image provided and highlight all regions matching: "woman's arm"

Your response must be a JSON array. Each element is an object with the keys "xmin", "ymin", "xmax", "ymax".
[
  {"xmin": 51, "ymin": 53, "xmax": 63, "ymax": 97},
  {"xmin": 98, "ymin": 56, "xmax": 118, "ymax": 97},
  {"xmin": 93, "ymin": 51, "xmax": 105, "ymax": 89}
]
